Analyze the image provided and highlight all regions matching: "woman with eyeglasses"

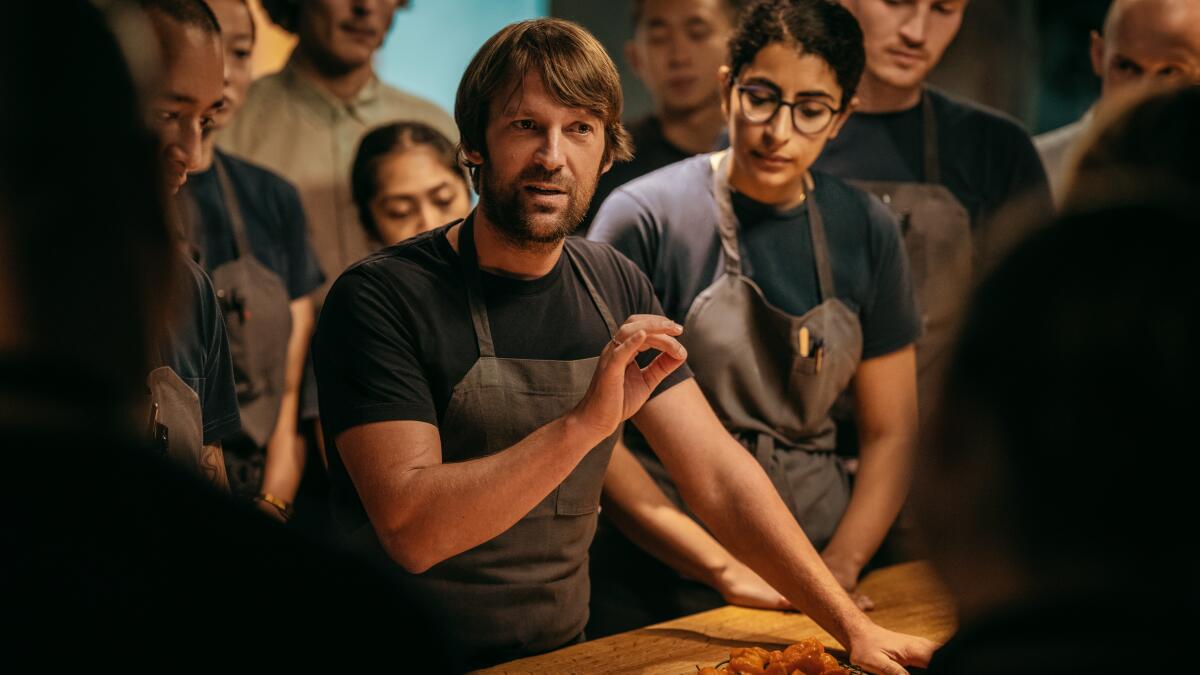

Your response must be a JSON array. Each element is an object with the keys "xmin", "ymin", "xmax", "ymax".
[{"xmin": 587, "ymin": 0, "xmax": 921, "ymax": 635}]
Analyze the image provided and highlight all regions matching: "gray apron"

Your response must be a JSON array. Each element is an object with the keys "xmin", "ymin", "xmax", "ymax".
[
  {"xmin": 144, "ymin": 366, "xmax": 204, "ymax": 473},
  {"xmin": 190, "ymin": 156, "xmax": 293, "ymax": 448},
  {"xmin": 639, "ymin": 151, "xmax": 862, "ymax": 548},
  {"xmin": 356, "ymin": 217, "xmax": 621, "ymax": 667},
  {"xmin": 847, "ymin": 91, "xmax": 972, "ymax": 423}
]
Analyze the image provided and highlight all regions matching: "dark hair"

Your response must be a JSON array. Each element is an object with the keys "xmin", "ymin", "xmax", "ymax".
[
  {"xmin": 134, "ymin": 0, "xmax": 221, "ymax": 34},
  {"xmin": 631, "ymin": 0, "xmax": 745, "ymax": 28},
  {"xmin": 915, "ymin": 197, "xmax": 1199, "ymax": 599},
  {"xmin": 727, "ymin": 0, "xmax": 864, "ymax": 107},
  {"xmin": 454, "ymin": 18, "xmax": 633, "ymax": 191},
  {"xmin": 351, "ymin": 121, "xmax": 469, "ymax": 241},
  {"xmin": 207, "ymin": 0, "xmax": 257, "ymax": 43},
  {"xmin": 1, "ymin": 1, "xmax": 175, "ymax": 405}
]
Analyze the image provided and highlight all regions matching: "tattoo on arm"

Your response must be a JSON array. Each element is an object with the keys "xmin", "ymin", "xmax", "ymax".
[{"xmin": 202, "ymin": 442, "xmax": 230, "ymax": 492}]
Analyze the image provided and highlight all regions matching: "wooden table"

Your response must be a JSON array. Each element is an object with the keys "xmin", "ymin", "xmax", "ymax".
[{"xmin": 479, "ymin": 562, "xmax": 956, "ymax": 674}]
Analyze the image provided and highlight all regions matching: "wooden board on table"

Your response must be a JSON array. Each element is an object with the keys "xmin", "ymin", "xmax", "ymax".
[{"xmin": 477, "ymin": 561, "xmax": 957, "ymax": 674}]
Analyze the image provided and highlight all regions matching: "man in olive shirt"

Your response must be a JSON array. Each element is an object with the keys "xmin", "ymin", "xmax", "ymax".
[{"xmin": 220, "ymin": 0, "xmax": 456, "ymax": 306}]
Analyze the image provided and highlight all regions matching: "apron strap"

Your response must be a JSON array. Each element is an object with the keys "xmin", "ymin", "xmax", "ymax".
[
  {"xmin": 805, "ymin": 183, "xmax": 836, "ymax": 303},
  {"xmin": 710, "ymin": 151, "xmax": 836, "ymax": 302},
  {"xmin": 708, "ymin": 150, "xmax": 743, "ymax": 276},
  {"xmin": 563, "ymin": 244, "xmax": 620, "ymax": 337},
  {"xmin": 456, "ymin": 216, "xmax": 620, "ymax": 362},
  {"xmin": 213, "ymin": 153, "xmax": 255, "ymax": 261},
  {"xmin": 456, "ymin": 215, "xmax": 499, "ymax": 361},
  {"xmin": 921, "ymin": 90, "xmax": 940, "ymax": 185}
]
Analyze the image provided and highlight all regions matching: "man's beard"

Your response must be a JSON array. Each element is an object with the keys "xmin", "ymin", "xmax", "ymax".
[{"xmin": 479, "ymin": 162, "xmax": 597, "ymax": 250}]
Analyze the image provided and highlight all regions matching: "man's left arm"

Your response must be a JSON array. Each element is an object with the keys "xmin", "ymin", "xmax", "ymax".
[
  {"xmin": 633, "ymin": 380, "xmax": 936, "ymax": 673},
  {"xmin": 259, "ymin": 296, "xmax": 315, "ymax": 521},
  {"xmin": 821, "ymin": 346, "xmax": 918, "ymax": 594}
]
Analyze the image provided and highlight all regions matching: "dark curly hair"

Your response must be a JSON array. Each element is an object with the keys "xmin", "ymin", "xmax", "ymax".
[
  {"xmin": 727, "ymin": 0, "xmax": 864, "ymax": 107},
  {"xmin": 351, "ymin": 121, "xmax": 469, "ymax": 241}
]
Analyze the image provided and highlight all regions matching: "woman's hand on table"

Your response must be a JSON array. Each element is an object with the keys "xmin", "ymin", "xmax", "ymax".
[
  {"xmin": 847, "ymin": 624, "xmax": 938, "ymax": 675},
  {"xmin": 822, "ymin": 549, "xmax": 874, "ymax": 611},
  {"xmin": 712, "ymin": 558, "xmax": 791, "ymax": 610}
]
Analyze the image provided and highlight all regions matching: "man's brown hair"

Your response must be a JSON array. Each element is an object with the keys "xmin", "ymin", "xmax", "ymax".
[{"xmin": 454, "ymin": 18, "xmax": 633, "ymax": 189}]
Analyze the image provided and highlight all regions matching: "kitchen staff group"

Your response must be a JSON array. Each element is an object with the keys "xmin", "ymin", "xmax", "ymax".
[{"xmin": 34, "ymin": 0, "xmax": 1200, "ymax": 671}]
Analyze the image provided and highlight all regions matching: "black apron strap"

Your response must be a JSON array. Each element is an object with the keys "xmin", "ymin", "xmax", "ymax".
[
  {"xmin": 213, "ymin": 153, "xmax": 255, "ymax": 261},
  {"xmin": 805, "ymin": 183, "xmax": 836, "ymax": 303},
  {"xmin": 710, "ymin": 152, "xmax": 835, "ymax": 302},
  {"xmin": 563, "ymin": 244, "xmax": 619, "ymax": 337},
  {"xmin": 922, "ymin": 90, "xmax": 940, "ymax": 185},
  {"xmin": 456, "ymin": 216, "xmax": 499, "ymax": 366}
]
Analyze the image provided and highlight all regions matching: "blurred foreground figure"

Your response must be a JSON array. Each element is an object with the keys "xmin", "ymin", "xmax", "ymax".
[
  {"xmin": 0, "ymin": 2, "xmax": 448, "ymax": 663},
  {"xmin": 918, "ymin": 88, "xmax": 1200, "ymax": 672}
]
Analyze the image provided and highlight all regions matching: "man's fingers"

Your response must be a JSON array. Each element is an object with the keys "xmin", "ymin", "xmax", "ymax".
[
  {"xmin": 607, "ymin": 330, "xmax": 647, "ymax": 366},
  {"xmin": 639, "ymin": 350, "xmax": 686, "ymax": 390},
  {"xmin": 634, "ymin": 333, "xmax": 687, "ymax": 359},
  {"xmin": 615, "ymin": 317, "xmax": 682, "ymax": 343}
]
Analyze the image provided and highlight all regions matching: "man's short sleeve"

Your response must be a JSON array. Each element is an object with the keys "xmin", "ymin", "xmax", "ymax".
[
  {"xmin": 860, "ymin": 195, "xmax": 922, "ymax": 360},
  {"xmin": 314, "ymin": 266, "xmax": 437, "ymax": 436},
  {"xmin": 197, "ymin": 272, "xmax": 241, "ymax": 445},
  {"xmin": 598, "ymin": 245, "xmax": 693, "ymax": 399}
]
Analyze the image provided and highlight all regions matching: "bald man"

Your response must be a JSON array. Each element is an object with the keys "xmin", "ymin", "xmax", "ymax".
[{"xmin": 1036, "ymin": 0, "xmax": 1200, "ymax": 202}]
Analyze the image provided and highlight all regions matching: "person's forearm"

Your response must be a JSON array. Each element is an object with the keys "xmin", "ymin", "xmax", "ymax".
[
  {"xmin": 260, "ymin": 298, "xmax": 313, "ymax": 501},
  {"xmin": 679, "ymin": 444, "xmax": 871, "ymax": 648},
  {"xmin": 601, "ymin": 440, "xmax": 736, "ymax": 587},
  {"xmin": 368, "ymin": 414, "xmax": 607, "ymax": 574},
  {"xmin": 822, "ymin": 430, "xmax": 913, "ymax": 574}
]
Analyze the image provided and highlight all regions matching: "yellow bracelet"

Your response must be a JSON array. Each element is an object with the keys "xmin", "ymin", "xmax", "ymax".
[{"xmin": 256, "ymin": 492, "xmax": 294, "ymax": 519}]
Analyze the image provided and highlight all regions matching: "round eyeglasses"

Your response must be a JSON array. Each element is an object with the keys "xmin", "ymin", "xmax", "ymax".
[{"xmin": 736, "ymin": 83, "xmax": 841, "ymax": 135}]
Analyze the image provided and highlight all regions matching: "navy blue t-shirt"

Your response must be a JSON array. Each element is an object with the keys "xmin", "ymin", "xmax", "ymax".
[
  {"xmin": 154, "ymin": 256, "xmax": 242, "ymax": 445},
  {"xmin": 813, "ymin": 88, "xmax": 1051, "ymax": 237},
  {"xmin": 183, "ymin": 149, "xmax": 324, "ymax": 300},
  {"xmin": 589, "ymin": 154, "xmax": 921, "ymax": 362}
]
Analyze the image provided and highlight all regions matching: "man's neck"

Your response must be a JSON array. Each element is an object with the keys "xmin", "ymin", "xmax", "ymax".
[
  {"xmin": 291, "ymin": 45, "xmax": 375, "ymax": 102},
  {"xmin": 657, "ymin": 101, "xmax": 726, "ymax": 154},
  {"xmin": 448, "ymin": 209, "xmax": 563, "ymax": 280},
  {"xmin": 854, "ymin": 72, "xmax": 924, "ymax": 113}
]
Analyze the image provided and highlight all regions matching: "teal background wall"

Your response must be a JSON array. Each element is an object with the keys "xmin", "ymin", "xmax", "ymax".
[{"xmin": 376, "ymin": 0, "xmax": 549, "ymax": 116}]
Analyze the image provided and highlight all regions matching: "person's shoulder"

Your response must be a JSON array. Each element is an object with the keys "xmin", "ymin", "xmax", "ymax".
[
  {"xmin": 376, "ymin": 83, "xmax": 457, "ymax": 138},
  {"xmin": 333, "ymin": 224, "xmax": 456, "ymax": 297},
  {"xmin": 929, "ymin": 87, "xmax": 1034, "ymax": 143},
  {"xmin": 565, "ymin": 236, "xmax": 648, "ymax": 287},
  {"xmin": 1034, "ymin": 116, "xmax": 1088, "ymax": 157},
  {"xmin": 610, "ymin": 153, "xmax": 712, "ymax": 210},
  {"xmin": 812, "ymin": 170, "xmax": 900, "ymax": 239},
  {"xmin": 216, "ymin": 150, "xmax": 301, "ymax": 199}
]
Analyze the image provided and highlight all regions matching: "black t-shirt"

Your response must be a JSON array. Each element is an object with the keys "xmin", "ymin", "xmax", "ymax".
[
  {"xmin": 154, "ymin": 255, "xmax": 241, "ymax": 445},
  {"xmin": 582, "ymin": 116, "xmax": 701, "ymax": 235},
  {"xmin": 590, "ymin": 154, "xmax": 921, "ymax": 362},
  {"xmin": 182, "ymin": 149, "xmax": 324, "ymax": 300},
  {"xmin": 314, "ymin": 218, "xmax": 693, "ymax": 525},
  {"xmin": 813, "ymin": 88, "xmax": 1052, "ymax": 237}
]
